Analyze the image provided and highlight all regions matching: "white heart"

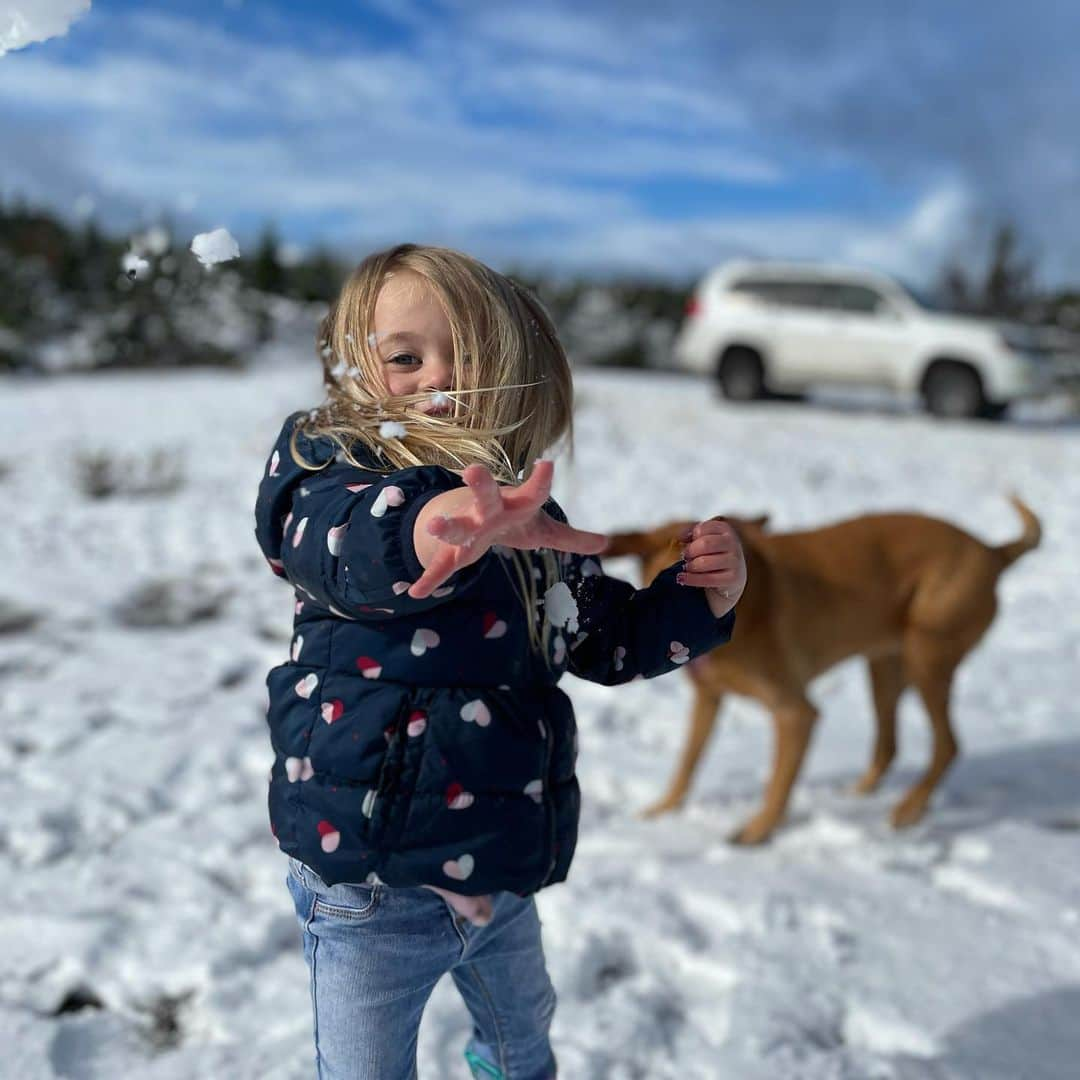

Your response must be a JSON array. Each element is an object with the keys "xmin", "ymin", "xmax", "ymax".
[
  {"xmin": 292, "ymin": 517, "xmax": 308, "ymax": 548},
  {"xmin": 370, "ymin": 485, "xmax": 405, "ymax": 518},
  {"xmin": 613, "ymin": 645, "xmax": 626, "ymax": 672},
  {"xmin": 392, "ymin": 581, "xmax": 411, "ymax": 595},
  {"xmin": 362, "ymin": 789, "xmax": 377, "ymax": 818},
  {"xmin": 295, "ymin": 673, "xmax": 318, "ymax": 699},
  {"xmin": 448, "ymin": 791, "xmax": 475, "ymax": 810},
  {"xmin": 268, "ymin": 449, "xmax": 280, "ymax": 477},
  {"xmin": 327, "ymin": 523, "xmax": 348, "ymax": 556},
  {"xmin": 295, "ymin": 600, "xmax": 304, "ymax": 615},
  {"xmin": 524, "ymin": 779, "xmax": 543, "ymax": 804},
  {"xmin": 320, "ymin": 828, "xmax": 340, "ymax": 853},
  {"xmin": 282, "ymin": 511, "xmax": 293, "ymax": 533},
  {"xmin": 407, "ymin": 714, "xmax": 427, "ymax": 737},
  {"xmin": 291, "ymin": 635, "xmax": 304, "ymax": 661},
  {"xmin": 443, "ymin": 853, "xmax": 475, "ymax": 881},
  {"xmin": 285, "ymin": 756, "xmax": 302, "ymax": 782},
  {"xmin": 484, "ymin": 618, "xmax": 508, "ymax": 639},
  {"xmin": 460, "ymin": 699, "xmax": 491, "ymax": 727},
  {"xmin": 410, "ymin": 628, "xmax": 440, "ymax": 656},
  {"xmin": 432, "ymin": 585, "xmax": 455, "ymax": 598}
]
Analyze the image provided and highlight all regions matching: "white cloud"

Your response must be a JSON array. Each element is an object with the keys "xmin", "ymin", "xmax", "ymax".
[{"xmin": 0, "ymin": 0, "xmax": 89, "ymax": 56}]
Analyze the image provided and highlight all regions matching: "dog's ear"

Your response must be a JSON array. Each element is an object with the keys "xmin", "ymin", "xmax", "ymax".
[
  {"xmin": 712, "ymin": 513, "xmax": 770, "ymax": 536},
  {"xmin": 603, "ymin": 531, "xmax": 651, "ymax": 558}
]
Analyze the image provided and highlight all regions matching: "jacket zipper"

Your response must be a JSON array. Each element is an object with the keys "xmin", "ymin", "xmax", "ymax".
[{"xmin": 538, "ymin": 714, "xmax": 558, "ymax": 888}]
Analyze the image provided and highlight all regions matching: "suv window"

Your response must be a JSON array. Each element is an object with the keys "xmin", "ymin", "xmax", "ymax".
[
  {"xmin": 815, "ymin": 283, "xmax": 886, "ymax": 314},
  {"xmin": 729, "ymin": 278, "xmax": 827, "ymax": 310}
]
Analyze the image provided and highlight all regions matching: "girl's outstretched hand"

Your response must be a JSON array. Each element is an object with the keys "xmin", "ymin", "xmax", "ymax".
[
  {"xmin": 409, "ymin": 460, "xmax": 608, "ymax": 599},
  {"xmin": 676, "ymin": 517, "xmax": 747, "ymax": 618}
]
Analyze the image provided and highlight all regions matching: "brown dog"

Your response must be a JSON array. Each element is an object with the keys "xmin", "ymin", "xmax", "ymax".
[{"xmin": 606, "ymin": 497, "xmax": 1041, "ymax": 843}]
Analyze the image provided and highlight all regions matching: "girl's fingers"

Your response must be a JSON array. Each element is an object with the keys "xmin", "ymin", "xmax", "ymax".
[
  {"xmin": 683, "ymin": 553, "xmax": 739, "ymax": 575},
  {"xmin": 538, "ymin": 519, "xmax": 609, "ymax": 555},
  {"xmin": 408, "ymin": 548, "xmax": 461, "ymax": 598},
  {"xmin": 427, "ymin": 513, "xmax": 481, "ymax": 547},
  {"xmin": 504, "ymin": 459, "xmax": 554, "ymax": 512},
  {"xmin": 462, "ymin": 464, "xmax": 503, "ymax": 520}
]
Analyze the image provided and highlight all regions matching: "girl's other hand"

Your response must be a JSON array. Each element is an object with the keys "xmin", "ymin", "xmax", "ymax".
[
  {"xmin": 676, "ymin": 518, "xmax": 746, "ymax": 618},
  {"xmin": 410, "ymin": 461, "xmax": 608, "ymax": 599}
]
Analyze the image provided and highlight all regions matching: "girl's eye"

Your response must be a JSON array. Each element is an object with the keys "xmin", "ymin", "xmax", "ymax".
[{"xmin": 387, "ymin": 353, "xmax": 422, "ymax": 367}]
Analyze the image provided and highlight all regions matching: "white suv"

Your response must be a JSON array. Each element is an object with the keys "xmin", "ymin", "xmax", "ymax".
[{"xmin": 672, "ymin": 260, "xmax": 1068, "ymax": 418}]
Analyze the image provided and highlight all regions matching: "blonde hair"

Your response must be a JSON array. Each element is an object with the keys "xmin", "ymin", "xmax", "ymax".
[{"xmin": 291, "ymin": 242, "xmax": 575, "ymax": 657}]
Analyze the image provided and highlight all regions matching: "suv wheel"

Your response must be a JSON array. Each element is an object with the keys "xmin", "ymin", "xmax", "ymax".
[
  {"xmin": 718, "ymin": 348, "xmax": 765, "ymax": 401},
  {"xmin": 923, "ymin": 363, "xmax": 986, "ymax": 420}
]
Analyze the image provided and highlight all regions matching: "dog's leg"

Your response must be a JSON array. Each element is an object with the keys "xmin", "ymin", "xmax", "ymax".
[
  {"xmin": 852, "ymin": 654, "xmax": 905, "ymax": 795},
  {"xmin": 640, "ymin": 683, "xmax": 723, "ymax": 818},
  {"xmin": 892, "ymin": 635, "xmax": 961, "ymax": 828},
  {"xmin": 731, "ymin": 698, "xmax": 819, "ymax": 844}
]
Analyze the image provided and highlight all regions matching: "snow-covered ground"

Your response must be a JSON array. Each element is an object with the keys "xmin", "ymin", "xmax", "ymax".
[{"xmin": 1, "ymin": 363, "xmax": 1078, "ymax": 1079}]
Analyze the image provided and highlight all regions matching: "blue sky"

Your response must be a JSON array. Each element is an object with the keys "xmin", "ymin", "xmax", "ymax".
[{"xmin": 2, "ymin": 0, "xmax": 1078, "ymax": 284}]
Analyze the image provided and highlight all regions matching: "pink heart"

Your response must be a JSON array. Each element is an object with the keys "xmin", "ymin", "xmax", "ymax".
[
  {"xmin": 321, "ymin": 699, "xmax": 344, "ymax": 724},
  {"xmin": 282, "ymin": 511, "xmax": 293, "ymax": 533},
  {"xmin": 460, "ymin": 699, "xmax": 491, "ymax": 727},
  {"xmin": 482, "ymin": 612, "xmax": 508, "ymax": 639},
  {"xmin": 370, "ymin": 485, "xmax": 405, "ymax": 518},
  {"xmin": 552, "ymin": 635, "xmax": 566, "ymax": 664},
  {"xmin": 356, "ymin": 656, "xmax": 382, "ymax": 679},
  {"xmin": 267, "ymin": 557, "xmax": 286, "ymax": 577},
  {"xmin": 362, "ymin": 789, "xmax": 377, "ymax": 818},
  {"xmin": 407, "ymin": 710, "xmax": 428, "ymax": 737},
  {"xmin": 442, "ymin": 853, "xmax": 475, "ymax": 881},
  {"xmin": 291, "ymin": 635, "xmax": 304, "ymax": 661},
  {"xmin": 410, "ymin": 628, "xmax": 440, "ymax": 656},
  {"xmin": 432, "ymin": 585, "xmax": 455, "ymax": 597},
  {"xmin": 392, "ymin": 581, "xmax": 411, "ymax": 595},
  {"xmin": 317, "ymin": 820, "xmax": 340, "ymax": 853},
  {"xmin": 669, "ymin": 640, "xmax": 690, "ymax": 665},
  {"xmin": 327, "ymin": 523, "xmax": 348, "ymax": 556},
  {"xmin": 291, "ymin": 517, "xmax": 308, "ymax": 548},
  {"xmin": 295, "ymin": 673, "xmax": 318, "ymax": 699},
  {"xmin": 613, "ymin": 645, "xmax": 626, "ymax": 672},
  {"xmin": 268, "ymin": 450, "xmax": 280, "ymax": 477},
  {"xmin": 345, "ymin": 482, "xmax": 371, "ymax": 493}
]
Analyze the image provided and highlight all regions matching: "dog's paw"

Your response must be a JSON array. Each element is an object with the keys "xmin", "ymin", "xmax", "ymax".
[
  {"xmin": 728, "ymin": 815, "xmax": 777, "ymax": 845},
  {"xmin": 638, "ymin": 797, "xmax": 682, "ymax": 819},
  {"xmin": 889, "ymin": 792, "xmax": 929, "ymax": 829}
]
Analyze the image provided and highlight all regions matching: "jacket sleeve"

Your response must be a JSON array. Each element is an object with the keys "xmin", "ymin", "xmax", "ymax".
[
  {"xmin": 254, "ymin": 415, "xmax": 489, "ymax": 620},
  {"xmin": 565, "ymin": 559, "xmax": 736, "ymax": 685}
]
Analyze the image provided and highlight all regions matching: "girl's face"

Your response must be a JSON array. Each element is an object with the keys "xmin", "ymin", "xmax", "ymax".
[{"xmin": 371, "ymin": 270, "xmax": 458, "ymax": 416}]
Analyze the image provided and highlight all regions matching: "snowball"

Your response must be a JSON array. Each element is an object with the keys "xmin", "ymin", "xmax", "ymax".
[
  {"xmin": 121, "ymin": 251, "xmax": 149, "ymax": 280},
  {"xmin": 138, "ymin": 225, "xmax": 170, "ymax": 256},
  {"xmin": 330, "ymin": 358, "xmax": 349, "ymax": 378},
  {"xmin": 190, "ymin": 227, "xmax": 240, "ymax": 268},
  {"xmin": 1, "ymin": 0, "xmax": 90, "ymax": 56},
  {"xmin": 367, "ymin": 332, "xmax": 379, "ymax": 347},
  {"xmin": 543, "ymin": 581, "xmax": 579, "ymax": 633},
  {"xmin": 430, "ymin": 391, "xmax": 451, "ymax": 407},
  {"xmin": 379, "ymin": 421, "xmax": 407, "ymax": 439}
]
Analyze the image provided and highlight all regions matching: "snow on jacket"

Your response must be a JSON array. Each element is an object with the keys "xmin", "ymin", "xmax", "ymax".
[{"xmin": 254, "ymin": 411, "xmax": 736, "ymax": 895}]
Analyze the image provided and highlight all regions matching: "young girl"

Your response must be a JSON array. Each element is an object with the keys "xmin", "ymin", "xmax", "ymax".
[{"xmin": 254, "ymin": 243, "xmax": 745, "ymax": 1079}]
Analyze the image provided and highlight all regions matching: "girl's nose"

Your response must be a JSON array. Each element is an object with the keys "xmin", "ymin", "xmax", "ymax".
[{"xmin": 425, "ymin": 357, "xmax": 453, "ymax": 391}]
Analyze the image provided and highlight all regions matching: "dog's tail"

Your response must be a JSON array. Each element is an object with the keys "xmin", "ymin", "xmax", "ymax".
[{"xmin": 994, "ymin": 494, "xmax": 1042, "ymax": 568}]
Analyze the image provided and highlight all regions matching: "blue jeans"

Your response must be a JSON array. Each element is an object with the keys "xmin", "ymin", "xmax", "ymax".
[{"xmin": 285, "ymin": 855, "xmax": 558, "ymax": 1079}]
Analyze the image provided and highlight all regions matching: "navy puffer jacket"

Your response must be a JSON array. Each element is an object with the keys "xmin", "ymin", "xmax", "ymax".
[{"xmin": 254, "ymin": 412, "xmax": 736, "ymax": 895}]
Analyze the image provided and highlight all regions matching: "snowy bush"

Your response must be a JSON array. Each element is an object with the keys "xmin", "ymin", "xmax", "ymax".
[{"xmin": 74, "ymin": 447, "xmax": 185, "ymax": 499}]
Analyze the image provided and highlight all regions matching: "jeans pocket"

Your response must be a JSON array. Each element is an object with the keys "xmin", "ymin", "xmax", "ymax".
[{"xmin": 290, "ymin": 856, "xmax": 381, "ymax": 921}]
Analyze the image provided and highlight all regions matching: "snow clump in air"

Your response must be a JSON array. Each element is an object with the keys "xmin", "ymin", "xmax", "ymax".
[
  {"xmin": 543, "ymin": 581, "xmax": 579, "ymax": 633},
  {"xmin": 190, "ymin": 228, "xmax": 240, "ymax": 269}
]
